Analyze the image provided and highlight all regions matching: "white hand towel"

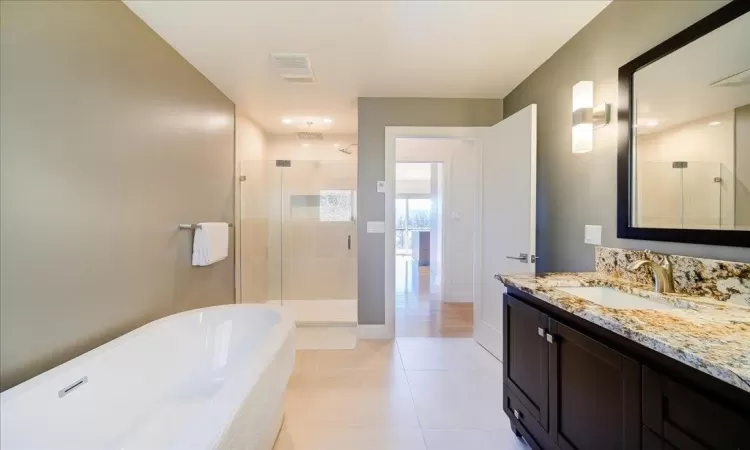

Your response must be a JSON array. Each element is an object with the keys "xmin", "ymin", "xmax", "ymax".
[{"xmin": 192, "ymin": 222, "xmax": 229, "ymax": 266}]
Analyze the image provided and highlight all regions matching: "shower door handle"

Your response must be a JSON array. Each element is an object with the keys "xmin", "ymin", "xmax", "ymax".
[{"xmin": 347, "ymin": 234, "xmax": 352, "ymax": 250}]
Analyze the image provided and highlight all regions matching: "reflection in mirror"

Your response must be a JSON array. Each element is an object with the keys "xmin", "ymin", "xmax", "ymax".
[{"xmin": 632, "ymin": 11, "xmax": 750, "ymax": 231}]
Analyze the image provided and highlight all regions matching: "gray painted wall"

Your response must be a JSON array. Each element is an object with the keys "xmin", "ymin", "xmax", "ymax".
[
  {"xmin": 0, "ymin": 1, "xmax": 235, "ymax": 390},
  {"xmin": 736, "ymin": 105, "xmax": 750, "ymax": 227},
  {"xmin": 502, "ymin": 0, "xmax": 750, "ymax": 272},
  {"xmin": 357, "ymin": 98, "xmax": 503, "ymax": 324}
]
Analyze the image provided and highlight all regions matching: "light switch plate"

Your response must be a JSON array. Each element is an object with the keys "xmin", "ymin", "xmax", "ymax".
[
  {"xmin": 584, "ymin": 225, "xmax": 602, "ymax": 245},
  {"xmin": 376, "ymin": 181, "xmax": 386, "ymax": 193},
  {"xmin": 367, "ymin": 221, "xmax": 385, "ymax": 233}
]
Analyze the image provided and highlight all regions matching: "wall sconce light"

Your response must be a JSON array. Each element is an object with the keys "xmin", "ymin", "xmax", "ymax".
[{"xmin": 571, "ymin": 81, "xmax": 611, "ymax": 153}]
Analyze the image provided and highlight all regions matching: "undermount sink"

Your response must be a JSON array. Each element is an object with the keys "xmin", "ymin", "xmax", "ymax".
[{"xmin": 557, "ymin": 286, "xmax": 677, "ymax": 310}]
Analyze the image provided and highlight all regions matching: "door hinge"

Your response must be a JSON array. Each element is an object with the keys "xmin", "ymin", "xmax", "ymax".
[{"xmin": 239, "ymin": 175, "xmax": 247, "ymax": 182}]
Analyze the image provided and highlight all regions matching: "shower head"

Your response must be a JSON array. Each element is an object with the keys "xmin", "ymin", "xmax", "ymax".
[{"xmin": 338, "ymin": 144, "xmax": 357, "ymax": 155}]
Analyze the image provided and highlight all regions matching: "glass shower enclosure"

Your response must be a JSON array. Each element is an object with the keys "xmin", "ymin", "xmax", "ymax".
[
  {"xmin": 239, "ymin": 159, "xmax": 357, "ymax": 325},
  {"xmin": 635, "ymin": 160, "xmax": 733, "ymax": 229}
]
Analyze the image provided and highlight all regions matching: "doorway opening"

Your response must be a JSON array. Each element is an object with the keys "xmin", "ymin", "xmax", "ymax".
[
  {"xmin": 393, "ymin": 140, "xmax": 477, "ymax": 337},
  {"xmin": 384, "ymin": 108, "xmax": 537, "ymax": 359}
]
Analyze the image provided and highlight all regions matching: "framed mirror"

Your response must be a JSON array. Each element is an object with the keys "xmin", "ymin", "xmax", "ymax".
[{"xmin": 618, "ymin": 1, "xmax": 750, "ymax": 247}]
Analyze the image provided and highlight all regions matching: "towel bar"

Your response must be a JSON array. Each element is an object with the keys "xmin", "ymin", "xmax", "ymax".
[{"xmin": 179, "ymin": 223, "xmax": 234, "ymax": 230}]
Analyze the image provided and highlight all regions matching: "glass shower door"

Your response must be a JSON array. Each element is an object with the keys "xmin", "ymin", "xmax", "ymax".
[
  {"xmin": 279, "ymin": 160, "xmax": 358, "ymax": 323},
  {"xmin": 636, "ymin": 160, "xmax": 724, "ymax": 229},
  {"xmin": 682, "ymin": 162, "xmax": 722, "ymax": 229},
  {"xmin": 238, "ymin": 160, "xmax": 281, "ymax": 304}
]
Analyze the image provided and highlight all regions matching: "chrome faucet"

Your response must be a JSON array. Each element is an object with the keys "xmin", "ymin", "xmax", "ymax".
[{"xmin": 626, "ymin": 251, "xmax": 674, "ymax": 293}]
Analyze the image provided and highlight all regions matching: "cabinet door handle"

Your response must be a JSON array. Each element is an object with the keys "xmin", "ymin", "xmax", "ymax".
[
  {"xmin": 546, "ymin": 333, "xmax": 556, "ymax": 344},
  {"xmin": 513, "ymin": 409, "xmax": 521, "ymax": 420},
  {"xmin": 537, "ymin": 327, "xmax": 545, "ymax": 338}
]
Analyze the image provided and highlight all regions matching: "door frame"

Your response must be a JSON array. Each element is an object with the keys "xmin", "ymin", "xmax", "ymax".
[{"xmin": 384, "ymin": 126, "xmax": 485, "ymax": 338}]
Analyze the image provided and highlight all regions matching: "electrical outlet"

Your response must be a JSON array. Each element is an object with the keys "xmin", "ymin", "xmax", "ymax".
[
  {"xmin": 584, "ymin": 225, "xmax": 602, "ymax": 245},
  {"xmin": 367, "ymin": 221, "xmax": 385, "ymax": 233}
]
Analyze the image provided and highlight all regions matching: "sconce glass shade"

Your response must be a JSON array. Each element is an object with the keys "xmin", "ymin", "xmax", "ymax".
[
  {"xmin": 572, "ymin": 81, "xmax": 594, "ymax": 111},
  {"xmin": 572, "ymin": 81, "xmax": 594, "ymax": 153},
  {"xmin": 572, "ymin": 123, "xmax": 593, "ymax": 153}
]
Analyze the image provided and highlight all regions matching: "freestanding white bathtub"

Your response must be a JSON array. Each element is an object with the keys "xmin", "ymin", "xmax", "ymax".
[{"xmin": 0, "ymin": 304, "xmax": 295, "ymax": 450}]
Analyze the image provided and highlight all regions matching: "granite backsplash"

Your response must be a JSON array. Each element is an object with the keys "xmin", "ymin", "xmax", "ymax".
[{"xmin": 595, "ymin": 246, "xmax": 750, "ymax": 306}]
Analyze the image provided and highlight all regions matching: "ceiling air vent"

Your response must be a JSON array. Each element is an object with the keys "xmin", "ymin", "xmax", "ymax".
[
  {"xmin": 271, "ymin": 53, "xmax": 316, "ymax": 84},
  {"xmin": 297, "ymin": 132, "xmax": 324, "ymax": 140},
  {"xmin": 711, "ymin": 68, "xmax": 750, "ymax": 88}
]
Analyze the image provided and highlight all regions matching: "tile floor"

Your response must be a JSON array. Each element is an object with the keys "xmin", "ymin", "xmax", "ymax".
[
  {"xmin": 273, "ymin": 338, "xmax": 530, "ymax": 450},
  {"xmin": 294, "ymin": 326, "xmax": 358, "ymax": 350}
]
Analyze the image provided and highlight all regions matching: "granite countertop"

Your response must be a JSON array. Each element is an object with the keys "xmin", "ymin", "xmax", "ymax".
[{"xmin": 498, "ymin": 272, "xmax": 750, "ymax": 393}]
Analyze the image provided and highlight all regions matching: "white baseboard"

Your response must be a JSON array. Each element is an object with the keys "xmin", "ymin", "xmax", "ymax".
[{"xmin": 357, "ymin": 324, "xmax": 392, "ymax": 340}]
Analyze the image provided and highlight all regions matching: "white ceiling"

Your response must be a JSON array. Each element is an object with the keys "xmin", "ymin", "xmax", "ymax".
[
  {"xmin": 124, "ymin": 0, "xmax": 610, "ymax": 134},
  {"xmin": 635, "ymin": 11, "xmax": 750, "ymax": 135}
]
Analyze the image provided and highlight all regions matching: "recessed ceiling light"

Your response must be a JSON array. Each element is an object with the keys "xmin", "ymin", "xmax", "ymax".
[
  {"xmin": 302, "ymin": 143, "xmax": 310, "ymax": 147},
  {"xmin": 282, "ymin": 118, "xmax": 293, "ymax": 125},
  {"xmin": 646, "ymin": 120, "xmax": 659, "ymax": 127},
  {"xmin": 333, "ymin": 143, "xmax": 339, "ymax": 148},
  {"xmin": 708, "ymin": 121, "xmax": 721, "ymax": 126},
  {"xmin": 323, "ymin": 118, "xmax": 333, "ymax": 124}
]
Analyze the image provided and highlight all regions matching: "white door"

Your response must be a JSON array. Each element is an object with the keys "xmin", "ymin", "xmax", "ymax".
[{"xmin": 474, "ymin": 105, "xmax": 537, "ymax": 361}]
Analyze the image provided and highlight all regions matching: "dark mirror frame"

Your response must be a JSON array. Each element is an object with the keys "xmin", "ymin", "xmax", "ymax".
[{"xmin": 617, "ymin": 0, "xmax": 750, "ymax": 248}]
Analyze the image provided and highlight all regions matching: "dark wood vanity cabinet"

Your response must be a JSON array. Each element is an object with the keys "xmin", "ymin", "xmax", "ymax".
[
  {"xmin": 642, "ymin": 366, "xmax": 750, "ymax": 450},
  {"xmin": 548, "ymin": 320, "xmax": 641, "ymax": 450},
  {"xmin": 502, "ymin": 290, "xmax": 750, "ymax": 450},
  {"xmin": 504, "ymin": 295, "xmax": 549, "ymax": 431}
]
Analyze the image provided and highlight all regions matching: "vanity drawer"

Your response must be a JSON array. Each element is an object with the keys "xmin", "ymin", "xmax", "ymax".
[
  {"xmin": 504, "ymin": 387, "xmax": 543, "ymax": 450},
  {"xmin": 642, "ymin": 366, "xmax": 750, "ymax": 449}
]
